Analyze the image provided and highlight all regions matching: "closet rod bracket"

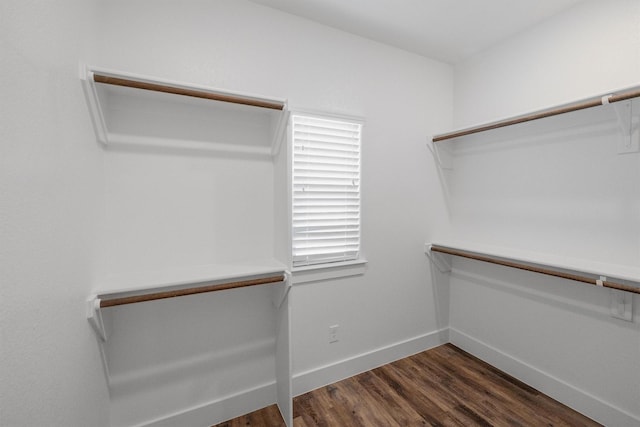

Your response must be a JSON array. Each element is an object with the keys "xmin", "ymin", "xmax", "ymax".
[
  {"xmin": 612, "ymin": 101, "xmax": 640, "ymax": 154},
  {"xmin": 87, "ymin": 296, "xmax": 108, "ymax": 342},
  {"xmin": 86, "ymin": 296, "xmax": 112, "ymax": 382},
  {"xmin": 610, "ymin": 288, "xmax": 633, "ymax": 321},
  {"xmin": 273, "ymin": 271, "xmax": 292, "ymax": 309},
  {"xmin": 424, "ymin": 244, "xmax": 452, "ymax": 273},
  {"xmin": 427, "ymin": 139, "xmax": 453, "ymax": 169}
]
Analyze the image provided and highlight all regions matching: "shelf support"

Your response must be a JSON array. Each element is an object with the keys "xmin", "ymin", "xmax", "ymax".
[
  {"xmin": 273, "ymin": 271, "xmax": 292, "ymax": 309},
  {"xmin": 87, "ymin": 296, "xmax": 108, "ymax": 341},
  {"xmin": 610, "ymin": 289, "xmax": 633, "ymax": 321},
  {"xmin": 87, "ymin": 296, "xmax": 111, "ymax": 383},
  {"xmin": 271, "ymin": 110, "xmax": 291, "ymax": 158},
  {"xmin": 79, "ymin": 63, "xmax": 109, "ymax": 144},
  {"xmin": 612, "ymin": 101, "xmax": 640, "ymax": 154},
  {"xmin": 424, "ymin": 244, "xmax": 452, "ymax": 273},
  {"xmin": 427, "ymin": 139, "xmax": 453, "ymax": 169}
]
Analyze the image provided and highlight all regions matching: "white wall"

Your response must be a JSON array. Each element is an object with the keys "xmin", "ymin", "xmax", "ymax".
[
  {"xmin": 16, "ymin": 1, "xmax": 634, "ymax": 426},
  {"xmin": 453, "ymin": 0, "xmax": 640, "ymax": 128},
  {"xmin": 0, "ymin": 1, "xmax": 110, "ymax": 426},
  {"xmin": 450, "ymin": 1, "xmax": 640, "ymax": 425},
  {"xmin": 92, "ymin": 0, "xmax": 452, "ymax": 425}
]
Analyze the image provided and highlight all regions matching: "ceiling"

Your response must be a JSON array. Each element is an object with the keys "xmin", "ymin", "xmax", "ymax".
[{"xmin": 248, "ymin": 0, "xmax": 585, "ymax": 64}]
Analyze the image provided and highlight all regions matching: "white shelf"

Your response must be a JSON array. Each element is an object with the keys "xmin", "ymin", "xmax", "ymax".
[
  {"xmin": 81, "ymin": 64, "xmax": 289, "ymax": 157},
  {"xmin": 428, "ymin": 240, "xmax": 640, "ymax": 285},
  {"xmin": 431, "ymin": 84, "xmax": 640, "ymax": 143},
  {"xmin": 86, "ymin": 261, "xmax": 291, "ymax": 401},
  {"xmin": 92, "ymin": 261, "xmax": 288, "ymax": 302},
  {"xmin": 87, "ymin": 261, "xmax": 289, "ymax": 343}
]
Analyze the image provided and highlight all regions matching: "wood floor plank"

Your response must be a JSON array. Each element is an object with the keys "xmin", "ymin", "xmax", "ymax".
[
  {"xmin": 214, "ymin": 404, "xmax": 285, "ymax": 427},
  {"xmin": 371, "ymin": 363, "xmax": 464, "ymax": 426},
  {"xmin": 261, "ymin": 404, "xmax": 286, "ymax": 426},
  {"xmin": 411, "ymin": 348, "xmax": 534, "ymax": 425},
  {"xmin": 390, "ymin": 354, "xmax": 477, "ymax": 420},
  {"xmin": 430, "ymin": 345, "xmax": 598, "ymax": 427},
  {"xmin": 355, "ymin": 370, "xmax": 427, "ymax": 426},
  {"xmin": 213, "ymin": 344, "xmax": 601, "ymax": 427},
  {"xmin": 329, "ymin": 377, "xmax": 403, "ymax": 427},
  {"xmin": 298, "ymin": 385, "xmax": 352, "ymax": 426},
  {"xmin": 292, "ymin": 415, "xmax": 311, "ymax": 427},
  {"xmin": 396, "ymin": 358, "xmax": 498, "ymax": 426}
]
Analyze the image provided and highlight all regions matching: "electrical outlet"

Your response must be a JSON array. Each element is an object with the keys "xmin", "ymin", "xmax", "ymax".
[{"xmin": 329, "ymin": 324, "xmax": 339, "ymax": 343}]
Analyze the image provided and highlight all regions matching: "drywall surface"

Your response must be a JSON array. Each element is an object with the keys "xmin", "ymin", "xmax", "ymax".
[
  {"xmin": 104, "ymin": 285, "xmax": 279, "ymax": 427},
  {"xmin": 449, "ymin": 1, "xmax": 640, "ymax": 425},
  {"xmin": 93, "ymin": 0, "xmax": 452, "ymax": 424},
  {"xmin": 98, "ymin": 150, "xmax": 277, "ymax": 275},
  {"xmin": 453, "ymin": 0, "xmax": 640, "ymax": 129},
  {"xmin": 0, "ymin": 1, "xmax": 110, "ymax": 426}
]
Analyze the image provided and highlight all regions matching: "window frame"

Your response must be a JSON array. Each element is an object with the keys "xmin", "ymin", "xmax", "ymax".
[{"xmin": 289, "ymin": 111, "xmax": 367, "ymax": 283}]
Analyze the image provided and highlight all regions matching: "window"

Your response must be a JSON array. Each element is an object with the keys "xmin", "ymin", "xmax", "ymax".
[{"xmin": 292, "ymin": 114, "xmax": 362, "ymax": 268}]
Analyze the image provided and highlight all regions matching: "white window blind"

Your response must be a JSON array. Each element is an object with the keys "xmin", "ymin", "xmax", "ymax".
[{"xmin": 292, "ymin": 114, "xmax": 362, "ymax": 267}]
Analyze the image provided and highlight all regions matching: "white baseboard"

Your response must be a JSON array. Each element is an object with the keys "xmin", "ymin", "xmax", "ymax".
[
  {"xmin": 131, "ymin": 327, "xmax": 637, "ymax": 427},
  {"xmin": 292, "ymin": 328, "xmax": 449, "ymax": 397},
  {"xmin": 118, "ymin": 329, "xmax": 449, "ymax": 427},
  {"xmin": 450, "ymin": 327, "xmax": 640, "ymax": 427},
  {"xmin": 139, "ymin": 381, "xmax": 277, "ymax": 427}
]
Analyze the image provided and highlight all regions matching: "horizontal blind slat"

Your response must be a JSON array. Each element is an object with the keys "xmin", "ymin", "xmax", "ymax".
[{"xmin": 292, "ymin": 114, "xmax": 362, "ymax": 267}]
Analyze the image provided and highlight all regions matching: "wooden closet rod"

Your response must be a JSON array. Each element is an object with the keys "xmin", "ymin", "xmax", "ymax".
[
  {"xmin": 430, "ymin": 245, "xmax": 640, "ymax": 295},
  {"xmin": 92, "ymin": 74, "xmax": 285, "ymax": 111},
  {"xmin": 99, "ymin": 274, "xmax": 285, "ymax": 308},
  {"xmin": 433, "ymin": 87, "xmax": 640, "ymax": 142}
]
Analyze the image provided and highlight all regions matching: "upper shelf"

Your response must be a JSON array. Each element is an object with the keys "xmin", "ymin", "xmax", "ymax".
[
  {"xmin": 80, "ymin": 64, "xmax": 289, "ymax": 157},
  {"xmin": 433, "ymin": 85, "xmax": 640, "ymax": 142}
]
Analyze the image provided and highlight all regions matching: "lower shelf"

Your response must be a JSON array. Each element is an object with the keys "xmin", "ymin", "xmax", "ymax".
[
  {"xmin": 426, "ymin": 242, "xmax": 640, "ymax": 295},
  {"xmin": 87, "ymin": 262, "xmax": 290, "ymax": 342}
]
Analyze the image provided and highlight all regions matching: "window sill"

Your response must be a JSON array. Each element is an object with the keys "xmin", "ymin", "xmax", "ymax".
[{"xmin": 292, "ymin": 259, "xmax": 368, "ymax": 285}]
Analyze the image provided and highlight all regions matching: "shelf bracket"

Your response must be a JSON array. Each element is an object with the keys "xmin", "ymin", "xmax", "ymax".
[
  {"xmin": 86, "ymin": 295, "xmax": 112, "ymax": 383},
  {"xmin": 87, "ymin": 296, "xmax": 108, "ymax": 342},
  {"xmin": 610, "ymin": 288, "xmax": 633, "ymax": 321},
  {"xmin": 271, "ymin": 109, "xmax": 291, "ymax": 158},
  {"xmin": 80, "ymin": 62, "xmax": 288, "ymax": 156},
  {"xmin": 79, "ymin": 62, "xmax": 109, "ymax": 145},
  {"xmin": 427, "ymin": 139, "xmax": 453, "ymax": 169},
  {"xmin": 612, "ymin": 100, "xmax": 640, "ymax": 154},
  {"xmin": 424, "ymin": 243, "xmax": 452, "ymax": 273},
  {"xmin": 273, "ymin": 271, "xmax": 292, "ymax": 309}
]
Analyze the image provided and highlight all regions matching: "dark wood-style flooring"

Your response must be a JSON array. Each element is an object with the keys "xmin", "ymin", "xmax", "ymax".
[{"xmin": 214, "ymin": 343, "xmax": 601, "ymax": 427}]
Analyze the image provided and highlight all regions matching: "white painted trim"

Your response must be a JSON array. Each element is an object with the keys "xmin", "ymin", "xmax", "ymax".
[
  {"xmin": 108, "ymin": 327, "xmax": 637, "ymax": 426},
  {"xmin": 289, "ymin": 108, "xmax": 365, "ymax": 127},
  {"xmin": 292, "ymin": 259, "xmax": 367, "ymax": 285},
  {"xmin": 450, "ymin": 328, "xmax": 640, "ymax": 427},
  {"xmin": 292, "ymin": 328, "xmax": 449, "ymax": 396},
  {"xmin": 136, "ymin": 381, "xmax": 277, "ymax": 427}
]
